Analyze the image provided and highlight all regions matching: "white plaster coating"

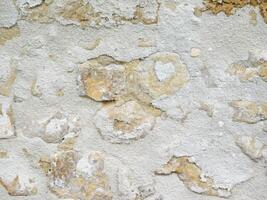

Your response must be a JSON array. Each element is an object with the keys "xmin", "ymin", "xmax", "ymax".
[
  {"xmin": 154, "ymin": 62, "xmax": 176, "ymax": 82},
  {"xmin": 0, "ymin": 0, "xmax": 267, "ymax": 199},
  {"xmin": 0, "ymin": 0, "xmax": 18, "ymax": 28}
]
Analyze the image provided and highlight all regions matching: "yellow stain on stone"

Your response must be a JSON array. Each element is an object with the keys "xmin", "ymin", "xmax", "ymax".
[
  {"xmin": 0, "ymin": 26, "xmax": 20, "ymax": 46},
  {"xmin": 155, "ymin": 156, "xmax": 228, "ymax": 197}
]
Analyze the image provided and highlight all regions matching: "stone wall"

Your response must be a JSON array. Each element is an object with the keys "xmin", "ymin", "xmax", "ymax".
[{"xmin": 0, "ymin": 0, "xmax": 267, "ymax": 200}]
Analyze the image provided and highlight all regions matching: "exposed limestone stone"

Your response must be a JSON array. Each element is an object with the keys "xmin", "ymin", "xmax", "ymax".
[
  {"xmin": 133, "ymin": 52, "xmax": 189, "ymax": 103},
  {"xmin": 236, "ymin": 136, "xmax": 265, "ymax": 161},
  {"xmin": 80, "ymin": 38, "xmax": 101, "ymax": 50},
  {"xmin": 129, "ymin": 0, "xmax": 160, "ymax": 25},
  {"xmin": 249, "ymin": 9, "xmax": 257, "ymax": 25},
  {"xmin": 194, "ymin": 7, "xmax": 203, "ymax": 17},
  {"xmin": 0, "ymin": 102, "xmax": 15, "ymax": 139},
  {"xmin": 0, "ymin": 149, "xmax": 8, "ymax": 158},
  {"xmin": 94, "ymin": 100, "xmax": 156, "ymax": 144},
  {"xmin": 230, "ymin": 101, "xmax": 267, "ymax": 124},
  {"xmin": 0, "ymin": 59, "xmax": 17, "ymax": 96},
  {"xmin": 163, "ymin": 1, "xmax": 177, "ymax": 12},
  {"xmin": 45, "ymin": 150, "xmax": 112, "ymax": 200},
  {"xmin": 56, "ymin": 0, "xmax": 98, "ymax": 27},
  {"xmin": 155, "ymin": 156, "xmax": 231, "ymax": 198},
  {"xmin": 31, "ymin": 79, "xmax": 42, "ymax": 97},
  {"xmin": 0, "ymin": 26, "xmax": 20, "ymax": 46},
  {"xmin": 22, "ymin": 0, "xmax": 53, "ymax": 23},
  {"xmin": 78, "ymin": 55, "xmax": 132, "ymax": 102},
  {"xmin": 24, "ymin": 112, "xmax": 80, "ymax": 143},
  {"xmin": 190, "ymin": 48, "xmax": 201, "ymax": 57},
  {"xmin": 21, "ymin": 0, "xmax": 160, "ymax": 27},
  {"xmin": 199, "ymin": 102, "xmax": 214, "ymax": 117},
  {"xmin": 0, "ymin": 0, "xmax": 19, "ymax": 28},
  {"xmin": 226, "ymin": 62, "xmax": 259, "ymax": 81},
  {"xmin": 78, "ymin": 52, "xmax": 188, "ymax": 106},
  {"xmin": 0, "ymin": 175, "xmax": 37, "ymax": 196},
  {"xmin": 138, "ymin": 38, "xmax": 155, "ymax": 48},
  {"xmin": 201, "ymin": 0, "xmax": 267, "ymax": 23},
  {"xmin": 227, "ymin": 49, "xmax": 267, "ymax": 82}
]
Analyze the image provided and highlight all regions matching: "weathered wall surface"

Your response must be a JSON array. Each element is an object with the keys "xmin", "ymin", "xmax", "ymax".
[{"xmin": 0, "ymin": 0, "xmax": 267, "ymax": 200}]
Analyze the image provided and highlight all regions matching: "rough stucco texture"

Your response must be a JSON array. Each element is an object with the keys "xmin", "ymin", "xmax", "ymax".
[{"xmin": 0, "ymin": 0, "xmax": 267, "ymax": 200}]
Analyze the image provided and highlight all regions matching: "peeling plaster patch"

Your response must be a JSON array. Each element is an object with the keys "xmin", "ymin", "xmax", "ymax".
[
  {"xmin": 201, "ymin": 0, "xmax": 267, "ymax": 23},
  {"xmin": 230, "ymin": 101, "xmax": 267, "ymax": 124},
  {"xmin": 0, "ymin": 26, "xmax": 20, "ymax": 46},
  {"xmin": 155, "ymin": 156, "xmax": 231, "ymax": 198},
  {"xmin": 0, "ymin": 0, "xmax": 19, "ymax": 28},
  {"xmin": 23, "ymin": 112, "xmax": 80, "ymax": 143},
  {"xmin": 0, "ymin": 101, "xmax": 15, "ymax": 139},
  {"xmin": 94, "ymin": 100, "xmax": 156, "ymax": 144},
  {"xmin": 236, "ymin": 136, "xmax": 266, "ymax": 161}
]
